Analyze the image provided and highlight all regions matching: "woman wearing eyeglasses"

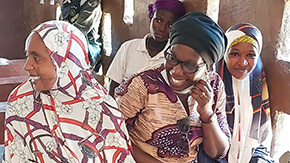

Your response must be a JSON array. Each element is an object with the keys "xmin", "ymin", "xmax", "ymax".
[
  {"xmin": 216, "ymin": 23, "xmax": 274, "ymax": 163},
  {"xmin": 115, "ymin": 12, "xmax": 231, "ymax": 163},
  {"xmin": 3, "ymin": 20, "xmax": 135, "ymax": 163}
]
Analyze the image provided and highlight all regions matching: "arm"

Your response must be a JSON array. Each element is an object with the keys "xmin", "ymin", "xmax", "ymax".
[
  {"xmin": 106, "ymin": 42, "xmax": 128, "ymax": 87},
  {"xmin": 115, "ymin": 76, "xmax": 156, "ymax": 161},
  {"xmin": 73, "ymin": 0, "xmax": 102, "ymax": 35},
  {"xmin": 131, "ymin": 143, "xmax": 162, "ymax": 163},
  {"xmin": 190, "ymin": 75, "xmax": 230, "ymax": 159}
]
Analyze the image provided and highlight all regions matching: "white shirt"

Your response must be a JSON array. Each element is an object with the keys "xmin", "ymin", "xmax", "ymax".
[{"xmin": 106, "ymin": 34, "xmax": 168, "ymax": 83}]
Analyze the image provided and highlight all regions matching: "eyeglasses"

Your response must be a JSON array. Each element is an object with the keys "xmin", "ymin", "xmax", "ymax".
[
  {"xmin": 177, "ymin": 117, "xmax": 190, "ymax": 154},
  {"xmin": 164, "ymin": 50, "xmax": 206, "ymax": 74}
]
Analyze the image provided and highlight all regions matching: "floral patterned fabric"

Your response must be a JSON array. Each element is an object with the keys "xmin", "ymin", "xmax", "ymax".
[
  {"xmin": 115, "ymin": 66, "xmax": 231, "ymax": 163},
  {"xmin": 3, "ymin": 20, "xmax": 135, "ymax": 163}
]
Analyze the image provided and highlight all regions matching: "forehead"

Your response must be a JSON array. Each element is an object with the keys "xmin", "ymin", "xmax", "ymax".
[
  {"xmin": 154, "ymin": 9, "xmax": 177, "ymax": 20},
  {"xmin": 27, "ymin": 32, "xmax": 49, "ymax": 56},
  {"xmin": 28, "ymin": 33, "xmax": 46, "ymax": 50},
  {"xmin": 170, "ymin": 44, "xmax": 204, "ymax": 63}
]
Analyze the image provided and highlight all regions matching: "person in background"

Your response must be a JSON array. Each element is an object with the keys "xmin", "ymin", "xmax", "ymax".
[
  {"xmin": 60, "ymin": 0, "xmax": 103, "ymax": 73},
  {"xmin": 3, "ymin": 20, "xmax": 135, "ymax": 163},
  {"xmin": 106, "ymin": 0, "xmax": 185, "ymax": 97},
  {"xmin": 216, "ymin": 23, "xmax": 274, "ymax": 163},
  {"xmin": 115, "ymin": 12, "xmax": 231, "ymax": 163}
]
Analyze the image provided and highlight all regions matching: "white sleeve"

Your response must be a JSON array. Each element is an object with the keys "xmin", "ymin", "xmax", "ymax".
[{"xmin": 106, "ymin": 43, "xmax": 128, "ymax": 84}]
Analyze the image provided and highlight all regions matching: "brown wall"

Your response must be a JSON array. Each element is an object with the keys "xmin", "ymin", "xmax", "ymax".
[{"xmin": 0, "ymin": 0, "xmax": 56, "ymax": 59}]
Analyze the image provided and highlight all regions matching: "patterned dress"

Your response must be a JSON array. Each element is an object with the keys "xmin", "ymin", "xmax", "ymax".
[
  {"xmin": 3, "ymin": 21, "xmax": 135, "ymax": 163},
  {"xmin": 115, "ymin": 66, "xmax": 231, "ymax": 163}
]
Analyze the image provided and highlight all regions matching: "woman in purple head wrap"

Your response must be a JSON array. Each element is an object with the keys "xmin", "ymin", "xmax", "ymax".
[{"xmin": 106, "ymin": 0, "xmax": 185, "ymax": 97}]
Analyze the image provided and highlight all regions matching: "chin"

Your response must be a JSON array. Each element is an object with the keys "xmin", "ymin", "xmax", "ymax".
[
  {"xmin": 154, "ymin": 37, "xmax": 167, "ymax": 43},
  {"xmin": 234, "ymin": 73, "xmax": 248, "ymax": 80}
]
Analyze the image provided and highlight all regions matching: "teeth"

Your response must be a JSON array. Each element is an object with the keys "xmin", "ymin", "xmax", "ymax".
[
  {"xmin": 171, "ymin": 77, "xmax": 184, "ymax": 84},
  {"xmin": 169, "ymin": 70, "xmax": 185, "ymax": 84}
]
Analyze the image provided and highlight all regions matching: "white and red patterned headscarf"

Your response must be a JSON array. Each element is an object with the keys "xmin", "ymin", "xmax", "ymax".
[{"xmin": 4, "ymin": 20, "xmax": 135, "ymax": 163}]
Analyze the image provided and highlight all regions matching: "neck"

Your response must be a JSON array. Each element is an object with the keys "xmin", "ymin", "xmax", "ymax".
[
  {"xmin": 176, "ymin": 93, "xmax": 190, "ymax": 115},
  {"xmin": 147, "ymin": 36, "xmax": 167, "ymax": 57}
]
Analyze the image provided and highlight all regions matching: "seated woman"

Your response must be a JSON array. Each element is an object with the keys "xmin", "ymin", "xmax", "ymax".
[
  {"xmin": 115, "ymin": 12, "xmax": 231, "ymax": 163},
  {"xmin": 216, "ymin": 23, "xmax": 273, "ymax": 163},
  {"xmin": 3, "ymin": 20, "xmax": 135, "ymax": 163}
]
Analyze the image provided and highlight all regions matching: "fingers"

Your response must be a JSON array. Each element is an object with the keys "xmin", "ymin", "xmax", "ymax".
[
  {"xmin": 194, "ymin": 79, "xmax": 212, "ymax": 94},
  {"xmin": 189, "ymin": 79, "xmax": 215, "ymax": 118},
  {"xmin": 190, "ymin": 79, "xmax": 212, "ymax": 99}
]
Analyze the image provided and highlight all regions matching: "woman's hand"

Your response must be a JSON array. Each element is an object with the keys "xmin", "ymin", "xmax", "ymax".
[{"xmin": 190, "ymin": 79, "xmax": 214, "ymax": 122}]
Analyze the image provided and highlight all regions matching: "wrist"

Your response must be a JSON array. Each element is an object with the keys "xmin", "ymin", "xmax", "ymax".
[{"xmin": 200, "ymin": 113, "xmax": 216, "ymax": 123}]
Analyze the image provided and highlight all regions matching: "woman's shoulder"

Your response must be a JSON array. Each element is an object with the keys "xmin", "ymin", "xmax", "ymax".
[
  {"xmin": 121, "ymin": 37, "xmax": 144, "ymax": 47},
  {"xmin": 7, "ymin": 80, "xmax": 33, "ymax": 103}
]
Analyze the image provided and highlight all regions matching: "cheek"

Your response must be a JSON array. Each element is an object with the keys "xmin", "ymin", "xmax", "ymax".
[
  {"xmin": 247, "ymin": 59, "xmax": 257, "ymax": 71},
  {"xmin": 190, "ymin": 70, "xmax": 205, "ymax": 82},
  {"xmin": 225, "ymin": 58, "xmax": 236, "ymax": 70},
  {"xmin": 38, "ymin": 65, "xmax": 57, "ymax": 80},
  {"xmin": 165, "ymin": 64, "xmax": 173, "ymax": 74}
]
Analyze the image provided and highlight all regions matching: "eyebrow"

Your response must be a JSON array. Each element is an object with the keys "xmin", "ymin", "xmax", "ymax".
[
  {"xmin": 28, "ymin": 51, "xmax": 41, "ymax": 57},
  {"xmin": 231, "ymin": 48, "xmax": 256, "ymax": 53}
]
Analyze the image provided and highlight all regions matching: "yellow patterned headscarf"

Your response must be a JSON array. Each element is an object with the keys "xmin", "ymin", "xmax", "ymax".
[
  {"xmin": 225, "ymin": 23, "xmax": 262, "ymax": 54},
  {"xmin": 229, "ymin": 35, "xmax": 259, "ymax": 50}
]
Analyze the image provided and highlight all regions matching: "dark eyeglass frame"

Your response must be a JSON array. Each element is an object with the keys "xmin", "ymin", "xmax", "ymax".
[
  {"xmin": 176, "ymin": 117, "xmax": 191, "ymax": 154},
  {"xmin": 164, "ymin": 50, "xmax": 206, "ymax": 74}
]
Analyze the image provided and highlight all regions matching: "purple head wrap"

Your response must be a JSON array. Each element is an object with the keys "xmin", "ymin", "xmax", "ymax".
[{"xmin": 148, "ymin": 0, "xmax": 185, "ymax": 19}]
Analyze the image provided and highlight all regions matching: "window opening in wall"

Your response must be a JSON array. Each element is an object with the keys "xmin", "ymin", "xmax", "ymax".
[
  {"xmin": 39, "ymin": 0, "xmax": 55, "ymax": 5},
  {"xmin": 206, "ymin": 0, "xmax": 220, "ymax": 23},
  {"xmin": 123, "ymin": 0, "xmax": 134, "ymax": 25},
  {"xmin": 102, "ymin": 12, "xmax": 112, "ymax": 57}
]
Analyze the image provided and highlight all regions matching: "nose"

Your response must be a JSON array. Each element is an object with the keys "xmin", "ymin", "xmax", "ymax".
[
  {"xmin": 238, "ymin": 57, "xmax": 248, "ymax": 66},
  {"xmin": 172, "ymin": 63, "xmax": 185, "ymax": 75},
  {"xmin": 24, "ymin": 56, "xmax": 33, "ymax": 72},
  {"xmin": 159, "ymin": 22, "xmax": 167, "ymax": 32}
]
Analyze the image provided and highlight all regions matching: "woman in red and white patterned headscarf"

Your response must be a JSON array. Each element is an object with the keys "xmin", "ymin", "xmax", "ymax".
[{"xmin": 3, "ymin": 20, "xmax": 135, "ymax": 163}]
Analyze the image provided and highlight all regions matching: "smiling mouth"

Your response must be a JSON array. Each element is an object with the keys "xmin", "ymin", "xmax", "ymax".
[
  {"xmin": 171, "ymin": 77, "xmax": 185, "ymax": 84},
  {"xmin": 30, "ymin": 76, "xmax": 40, "ymax": 82},
  {"xmin": 235, "ymin": 69, "xmax": 247, "ymax": 73}
]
